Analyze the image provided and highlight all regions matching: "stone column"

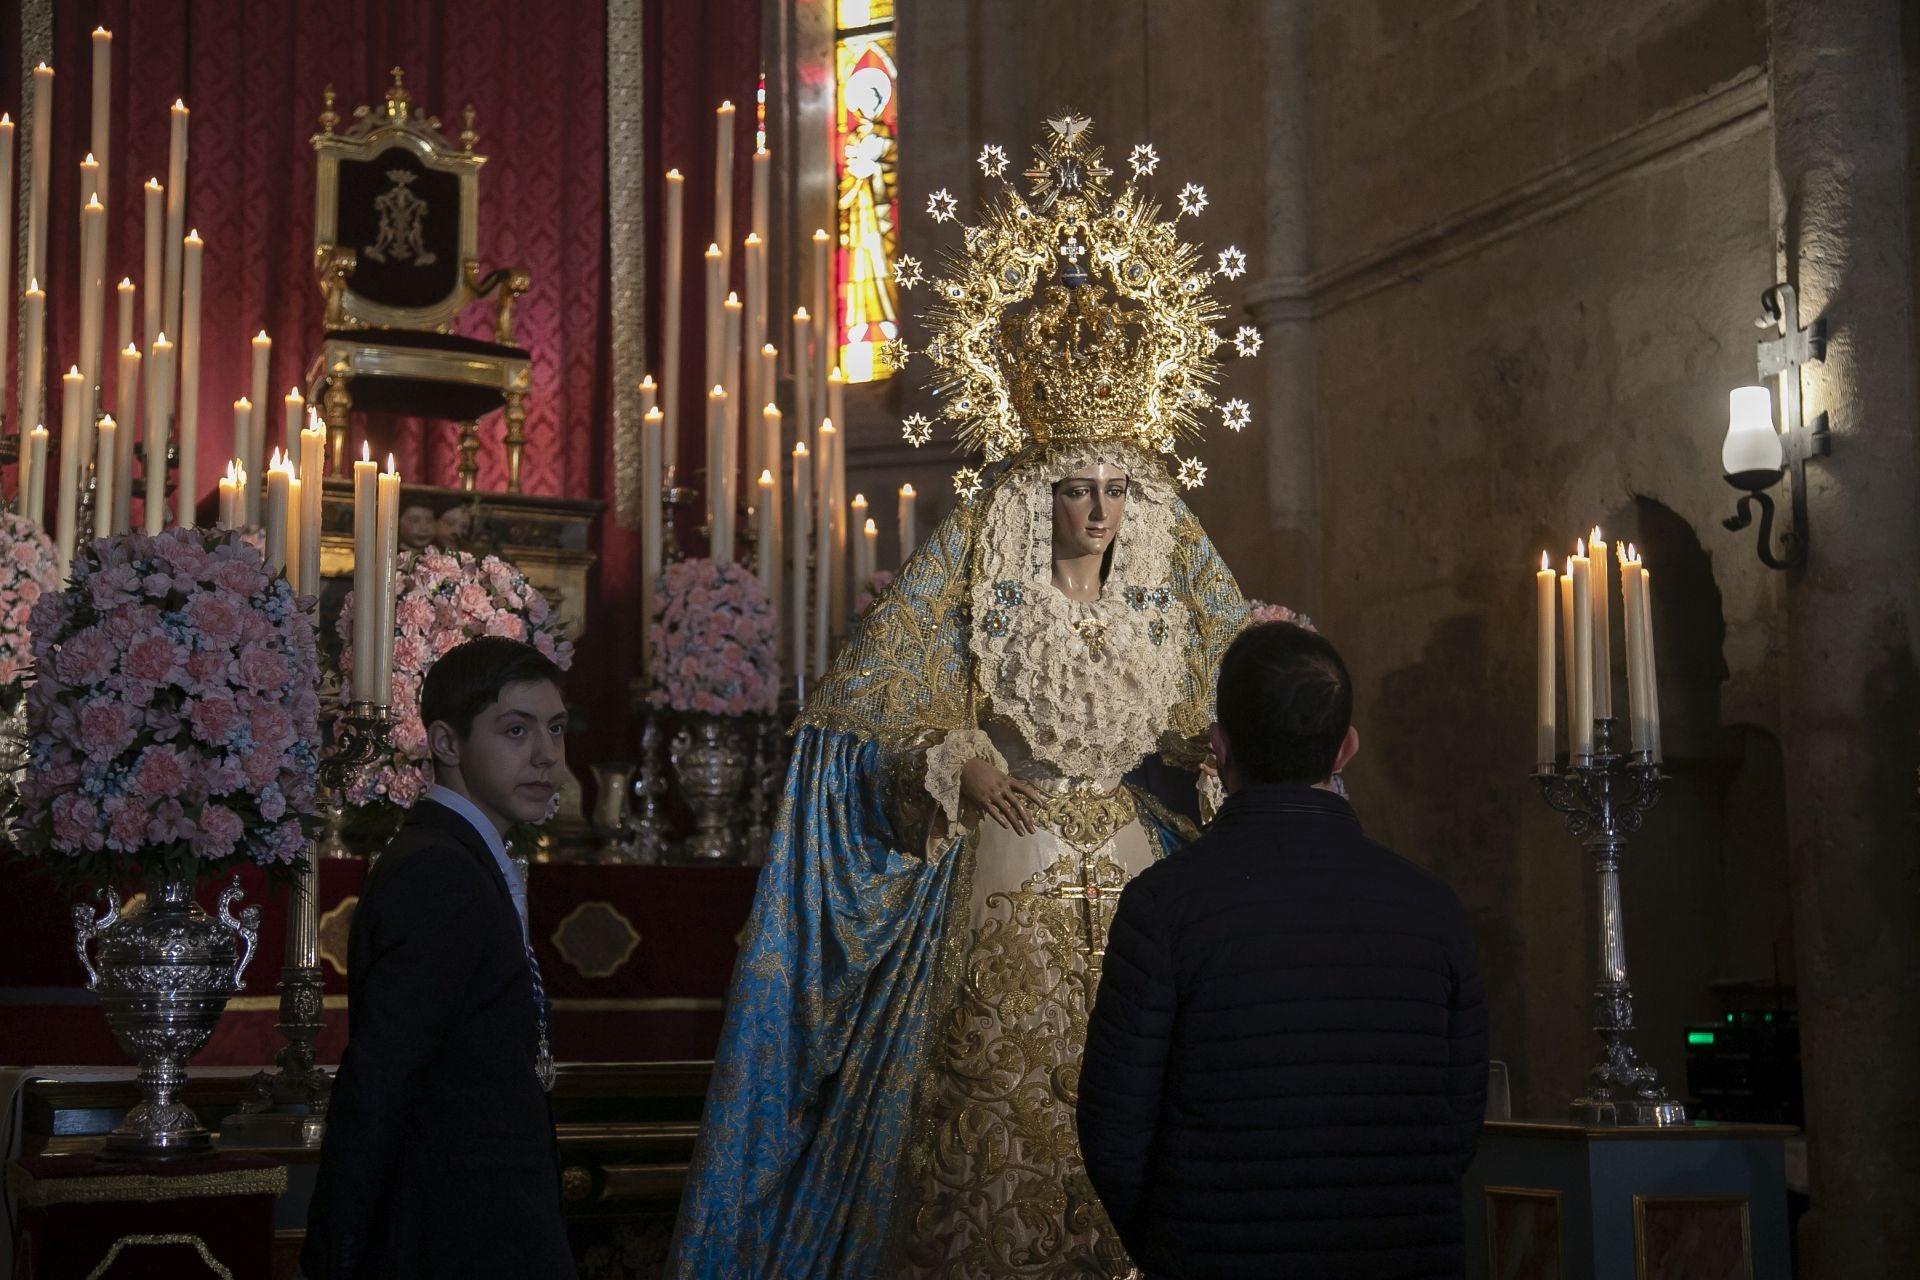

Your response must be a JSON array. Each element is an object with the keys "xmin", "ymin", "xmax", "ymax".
[
  {"xmin": 1767, "ymin": 0, "xmax": 1920, "ymax": 1272},
  {"xmin": 1245, "ymin": 0, "xmax": 1317, "ymax": 613}
]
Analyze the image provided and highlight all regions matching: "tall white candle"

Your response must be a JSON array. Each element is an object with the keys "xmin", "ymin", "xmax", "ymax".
[
  {"xmin": 0, "ymin": 115, "xmax": 13, "ymax": 419},
  {"xmin": 231, "ymin": 399, "xmax": 252, "ymax": 526},
  {"xmin": 115, "ymin": 279, "xmax": 135, "ymax": 360},
  {"xmin": 247, "ymin": 331, "xmax": 271, "ymax": 523},
  {"xmin": 638, "ymin": 374, "xmax": 658, "ymax": 417},
  {"xmin": 742, "ymin": 234, "xmax": 764, "ymax": 475},
  {"xmin": 750, "ymin": 146, "xmax": 770, "ymax": 240},
  {"xmin": 19, "ymin": 281, "xmax": 46, "ymax": 485},
  {"xmin": 93, "ymin": 417, "xmax": 117, "ymax": 539},
  {"xmin": 162, "ymin": 101, "xmax": 189, "ymax": 345},
  {"xmin": 762, "ymin": 402, "xmax": 783, "ymax": 611},
  {"xmin": 352, "ymin": 444, "xmax": 379, "ymax": 703},
  {"xmin": 706, "ymin": 385, "xmax": 730, "ymax": 559},
  {"xmin": 55, "ymin": 367, "xmax": 84, "ymax": 571},
  {"xmin": 662, "ymin": 169, "xmax": 684, "ymax": 472},
  {"xmin": 1620, "ymin": 545, "xmax": 1649, "ymax": 756},
  {"xmin": 374, "ymin": 458, "xmax": 401, "ymax": 704},
  {"xmin": 285, "ymin": 472, "xmax": 303, "ymax": 593},
  {"xmin": 641, "ymin": 407, "xmax": 664, "ymax": 676},
  {"xmin": 76, "ymin": 190, "xmax": 104, "ymax": 433},
  {"xmin": 143, "ymin": 335, "xmax": 171, "ymax": 534},
  {"xmin": 703, "ymin": 243, "xmax": 724, "ymax": 390},
  {"xmin": 813, "ymin": 427, "xmax": 834, "ymax": 678},
  {"xmin": 791, "ymin": 310, "xmax": 813, "ymax": 444},
  {"xmin": 217, "ymin": 459, "xmax": 237, "ymax": 530},
  {"xmin": 1536, "ymin": 551, "xmax": 1556, "ymax": 769},
  {"xmin": 713, "ymin": 101, "xmax": 736, "ymax": 285},
  {"xmin": 298, "ymin": 416, "xmax": 325, "ymax": 596},
  {"xmin": 1588, "ymin": 526, "xmax": 1612, "ymax": 719},
  {"xmin": 89, "ymin": 29, "xmax": 111, "ymax": 208},
  {"xmin": 850, "ymin": 493, "xmax": 870, "ymax": 587},
  {"xmin": 722, "ymin": 292, "xmax": 743, "ymax": 502},
  {"xmin": 1570, "ymin": 544, "xmax": 1594, "ymax": 762},
  {"xmin": 758, "ymin": 344, "xmax": 778, "ymax": 429},
  {"xmin": 283, "ymin": 387, "xmax": 304, "ymax": 456},
  {"xmin": 174, "ymin": 230, "xmax": 203, "ymax": 528},
  {"xmin": 898, "ymin": 483, "xmax": 918, "ymax": 564},
  {"xmin": 141, "ymin": 179, "xmax": 163, "ymax": 354},
  {"xmin": 791, "ymin": 442, "xmax": 811, "ymax": 688},
  {"xmin": 23, "ymin": 425, "xmax": 48, "ymax": 526},
  {"xmin": 264, "ymin": 451, "xmax": 291, "ymax": 575},
  {"xmin": 114, "ymin": 344, "xmax": 140, "ymax": 533},
  {"xmin": 828, "ymin": 384, "xmax": 847, "ymax": 631},
  {"xmin": 1639, "ymin": 563, "xmax": 1662, "ymax": 762},
  {"xmin": 861, "ymin": 519, "xmax": 878, "ymax": 598},
  {"xmin": 756, "ymin": 470, "xmax": 776, "ymax": 594},
  {"xmin": 1559, "ymin": 564, "xmax": 1576, "ymax": 758},
  {"xmin": 26, "ymin": 65, "xmax": 52, "ymax": 291}
]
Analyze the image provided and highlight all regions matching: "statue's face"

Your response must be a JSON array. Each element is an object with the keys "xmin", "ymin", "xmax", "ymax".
[
  {"xmin": 398, "ymin": 505, "xmax": 436, "ymax": 550},
  {"xmin": 1051, "ymin": 464, "xmax": 1128, "ymax": 560},
  {"xmin": 435, "ymin": 506, "xmax": 473, "ymax": 543}
]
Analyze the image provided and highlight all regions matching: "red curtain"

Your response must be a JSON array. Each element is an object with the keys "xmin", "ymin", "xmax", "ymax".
[{"xmin": 3, "ymin": 0, "xmax": 760, "ymax": 767}]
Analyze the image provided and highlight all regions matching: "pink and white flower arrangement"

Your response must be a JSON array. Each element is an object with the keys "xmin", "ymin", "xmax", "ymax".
[
  {"xmin": 649, "ymin": 558, "xmax": 779, "ymax": 717},
  {"xmin": 12, "ymin": 527, "xmax": 323, "ymax": 883},
  {"xmin": 336, "ymin": 548, "xmax": 573, "ymax": 809},
  {"xmin": 0, "ymin": 512, "xmax": 59, "ymax": 716}
]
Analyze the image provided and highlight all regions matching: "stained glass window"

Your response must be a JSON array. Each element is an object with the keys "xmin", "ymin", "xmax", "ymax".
[{"xmin": 834, "ymin": 0, "xmax": 898, "ymax": 383}]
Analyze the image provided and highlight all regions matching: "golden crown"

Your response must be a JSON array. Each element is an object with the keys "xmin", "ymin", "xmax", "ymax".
[{"xmin": 884, "ymin": 113, "xmax": 1260, "ymax": 491}]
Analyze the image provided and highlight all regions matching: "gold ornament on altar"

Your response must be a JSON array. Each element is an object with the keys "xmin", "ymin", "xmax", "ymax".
[{"xmin": 884, "ymin": 112, "xmax": 1257, "ymax": 487}]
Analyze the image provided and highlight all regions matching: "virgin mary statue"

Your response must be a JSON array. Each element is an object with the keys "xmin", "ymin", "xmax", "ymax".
[{"xmin": 669, "ymin": 115, "xmax": 1257, "ymax": 1279}]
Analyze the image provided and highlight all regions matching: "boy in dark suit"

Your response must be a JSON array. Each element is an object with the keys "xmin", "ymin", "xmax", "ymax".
[{"xmin": 302, "ymin": 636, "xmax": 576, "ymax": 1279}]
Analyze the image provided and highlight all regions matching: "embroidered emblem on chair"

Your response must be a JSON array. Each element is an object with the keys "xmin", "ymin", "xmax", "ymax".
[{"xmin": 365, "ymin": 171, "xmax": 437, "ymax": 266}]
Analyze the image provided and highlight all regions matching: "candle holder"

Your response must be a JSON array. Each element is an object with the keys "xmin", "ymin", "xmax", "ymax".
[
  {"xmin": 1535, "ymin": 716, "xmax": 1686, "ymax": 1126},
  {"xmin": 223, "ymin": 700, "xmax": 395, "ymax": 1147},
  {"xmin": 629, "ymin": 713, "xmax": 669, "ymax": 864},
  {"xmin": 663, "ymin": 480, "xmax": 698, "ymax": 565}
]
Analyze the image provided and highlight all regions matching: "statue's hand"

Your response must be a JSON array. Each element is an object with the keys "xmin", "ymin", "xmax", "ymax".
[{"xmin": 960, "ymin": 758, "xmax": 1046, "ymax": 837}]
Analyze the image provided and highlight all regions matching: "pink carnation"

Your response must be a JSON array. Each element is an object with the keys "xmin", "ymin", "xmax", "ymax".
[{"xmin": 193, "ymin": 804, "xmax": 245, "ymax": 860}]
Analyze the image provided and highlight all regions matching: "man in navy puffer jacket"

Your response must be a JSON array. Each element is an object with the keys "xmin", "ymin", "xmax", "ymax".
[{"xmin": 1080, "ymin": 621, "xmax": 1488, "ymax": 1279}]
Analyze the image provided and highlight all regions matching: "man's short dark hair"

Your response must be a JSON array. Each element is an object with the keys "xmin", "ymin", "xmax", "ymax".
[
  {"xmin": 1216, "ymin": 622, "xmax": 1353, "ymax": 785},
  {"xmin": 418, "ymin": 636, "xmax": 564, "ymax": 739}
]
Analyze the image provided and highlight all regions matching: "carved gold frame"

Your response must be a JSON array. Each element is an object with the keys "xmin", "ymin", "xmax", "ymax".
[{"xmin": 311, "ymin": 69, "xmax": 485, "ymax": 333}]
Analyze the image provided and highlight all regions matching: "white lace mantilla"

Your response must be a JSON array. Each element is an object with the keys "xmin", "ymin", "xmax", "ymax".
[{"xmin": 962, "ymin": 447, "xmax": 1191, "ymax": 788}]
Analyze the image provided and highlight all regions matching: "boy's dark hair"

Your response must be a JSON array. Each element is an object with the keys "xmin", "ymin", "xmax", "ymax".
[
  {"xmin": 1215, "ymin": 621, "xmax": 1353, "ymax": 785},
  {"xmin": 419, "ymin": 636, "xmax": 565, "ymax": 739}
]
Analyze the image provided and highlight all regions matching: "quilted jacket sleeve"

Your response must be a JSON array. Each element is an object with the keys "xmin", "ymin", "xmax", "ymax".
[{"xmin": 1077, "ymin": 870, "xmax": 1178, "ymax": 1258}]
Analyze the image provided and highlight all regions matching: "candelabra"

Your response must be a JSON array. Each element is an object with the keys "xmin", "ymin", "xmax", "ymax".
[
  {"xmin": 1535, "ymin": 716, "xmax": 1686, "ymax": 1125},
  {"xmin": 223, "ymin": 700, "xmax": 395, "ymax": 1147},
  {"xmin": 629, "ymin": 714, "xmax": 669, "ymax": 863}
]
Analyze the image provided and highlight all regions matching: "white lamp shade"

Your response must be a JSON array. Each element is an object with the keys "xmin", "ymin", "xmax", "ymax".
[{"xmin": 1723, "ymin": 386, "xmax": 1784, "ymax": 475}]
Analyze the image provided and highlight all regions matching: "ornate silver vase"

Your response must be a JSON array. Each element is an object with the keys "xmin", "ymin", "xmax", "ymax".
[
  {"xmin": 73, "ymin": 873, "xmax": 261, "ymax": 1157},
  {"xmin": 669, "ymin": 714, "xmax": 748, "ymax": 862}
]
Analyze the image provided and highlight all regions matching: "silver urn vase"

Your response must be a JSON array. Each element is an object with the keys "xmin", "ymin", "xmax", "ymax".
[
  {"xmin": 72, "ymin": 873, "xmax": 261, "ymax": 1157},
  {"xmin": 669, "ymin": 714, "xmax": 748, "ymax": 862}
]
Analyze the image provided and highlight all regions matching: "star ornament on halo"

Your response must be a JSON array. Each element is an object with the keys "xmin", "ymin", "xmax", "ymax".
[
  {"xmin": 902, "ymin": 413, "xmax": 933, "ymax": 447},
  {"xmin": 1233, "ymin": 325, "xmax": 1263, "ymax": 358},
  {"xmin": 927, "ymin": 189, "xmax": 959, "ymax": 224},
  {"xmin": 893, "ymin": 255, "xmax": 925, "ymax": 290},
  {"xmin": 1128, "ymin": 144, "xmax": 1160, "ymax": 179},
  {"xmin": 877, "ymin": 339, "xmax": 911, "ymax": 372},
  {"xmin": 976, "ymin": 144, "xmax": 1009, "ymax": 178},
  {"xmin": 1222, "ymin": 399, "xmax": 1252, "ymax": 431},
  {"xmin": 1176, "ymin": 457, "xmax": 1208, "ymax": 490},
  {"xmin": 1216, "ymin": 246, "xmax": 1248, "ymax": 280},
  {"xmin": 954, "ymin": 467, "xmax": 984, "ymax": 502},
  {"xmin": 1177, "ymin": 183, "xmax": 1209, "ymax": 217}
]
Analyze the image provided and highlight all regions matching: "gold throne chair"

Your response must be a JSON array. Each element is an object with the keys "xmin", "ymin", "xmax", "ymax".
[{"xmin": 308, "ymin": 68, "xmax": 532, "ymax": 491}]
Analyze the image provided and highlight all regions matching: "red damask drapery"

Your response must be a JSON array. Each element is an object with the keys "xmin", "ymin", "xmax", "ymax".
[{"xmin": 3, "ymin": 0, "xmax": 760, "ymax": 764}]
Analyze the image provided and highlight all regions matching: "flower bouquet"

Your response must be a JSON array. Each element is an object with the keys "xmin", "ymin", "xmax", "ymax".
[
  {"xmin": 0, "ymin": 512, "xmax": 59, "ymax": 717},
  {"xmin": 11, "ymin": 527, "xmax": 324, "ymax": 1154},
  {"xmin": 1247, "ymin": 599, "xmax": 1315, "ymax": 631},
  {"xmin": 854, "ymin": 568, "xmax": 896, "ymax": 621},
  {"xmin": 13, "ymin": 526, "xmax": 324, "ymax": 883},
  {"xmin": 336, "ymin": 547, "xmax": 573, "ymax": 839},
  {"xmin": 648, "ymin": 558, "xmax": 780, "ymax": 717}
]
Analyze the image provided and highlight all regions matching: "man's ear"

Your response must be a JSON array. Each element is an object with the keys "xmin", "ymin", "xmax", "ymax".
[
  {"xmin": 1207, "ymin": 722, "xmax": 1231, "ymax": 773},
  {"xmin": 427, "ymin": 719, "xmax": 463, "ymax": 770},
  {"xmin": 1331, "ymin": 724, "xmax": 1360, "ymax": 776}
]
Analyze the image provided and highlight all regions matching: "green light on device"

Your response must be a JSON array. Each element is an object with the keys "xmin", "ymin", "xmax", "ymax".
[{"xmin": 1688, "ymin": 1031, "xmax": 1716, "ymax": 1046}]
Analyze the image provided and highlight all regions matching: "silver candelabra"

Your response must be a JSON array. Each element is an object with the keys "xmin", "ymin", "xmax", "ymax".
[{"xmin": 1535, "ymin": 715, "xmax": 1686, "ymax": 1126}]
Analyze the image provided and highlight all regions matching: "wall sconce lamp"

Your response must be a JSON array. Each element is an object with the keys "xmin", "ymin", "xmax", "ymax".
[{"xmin": 1721, "ymin": 283, "xmax": 1830, "ymax": 570}]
